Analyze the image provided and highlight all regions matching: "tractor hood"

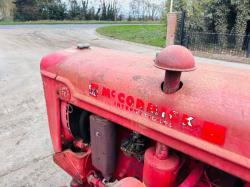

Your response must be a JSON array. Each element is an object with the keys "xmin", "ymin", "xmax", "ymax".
[{"xmin": 40, "ymin": 46, "xmax": 250, "ymax": 181}]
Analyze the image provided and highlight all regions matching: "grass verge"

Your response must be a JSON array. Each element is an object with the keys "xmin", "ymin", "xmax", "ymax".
[
  {"xmin": 0, "ymin": 20, "xmax": 161, "ymax": 25},
  {"xmin": 96, "ymin": 25, "xmax": 166, "ymax": 47}
]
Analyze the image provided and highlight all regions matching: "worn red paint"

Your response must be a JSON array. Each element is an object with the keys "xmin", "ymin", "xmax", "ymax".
[
  {"xmin": 41, "ymin": 47, "xmax": 250, "ymax": 182},
  {"xmin": 57, "ymin": 85, "xmax": 71, "ymax": 101},
  {"xmin": 88, "ymin": 82, "xmax": 226, "ymax": 146},
  {"xmin": 202, "ymin": 122, "xmax": 227, "ymax": 145},
  {"xmin": 89, "ymin": 83, "xmax": 99, "ymax": 97}
]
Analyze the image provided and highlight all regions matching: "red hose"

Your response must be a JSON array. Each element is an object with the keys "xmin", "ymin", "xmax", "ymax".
[{"xmin": 179, "ymin": 164, "xmax": 204, "ymax": 187}]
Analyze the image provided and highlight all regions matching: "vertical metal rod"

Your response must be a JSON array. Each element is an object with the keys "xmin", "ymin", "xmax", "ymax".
[
  {"xmin": 247, "ymin": 35, "xmax": 250, "ymax": 58},
  {"xmin": 180, "ymin": 11, "xmax": 186, "ymax": 46},
  {"xmin": 155, "ymin": 142, "xmax": 169, "ymax": 160}
]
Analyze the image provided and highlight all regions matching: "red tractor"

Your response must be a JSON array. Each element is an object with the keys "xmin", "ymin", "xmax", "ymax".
[{"xmin": 40, "ymin": 44, "xmax": 250, "ymax": 187}]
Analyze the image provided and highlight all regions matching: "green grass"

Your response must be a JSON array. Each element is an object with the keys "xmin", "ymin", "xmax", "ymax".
[
  {"xmin": 96, "ymin": 25, "xmax": 166, "ymax": 47},
  {"xmin": 0, "ymin": 20, "xmax": 161, "ymax": 25}
]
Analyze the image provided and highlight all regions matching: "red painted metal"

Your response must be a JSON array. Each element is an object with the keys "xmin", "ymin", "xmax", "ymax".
[
  {"xmin": 73, "ymin": 139, "xmax": 88, "ymax": 151},
  {"xmin": 162, "ymin": 71, "xmax": 182, "ymax": 94},
  {"xmin": 113, "ymin": 127, "xmax": 144, "ymax": 181},
  {"xmin": 155, "ymin": 45, "xmax": 196, "ymax": 94},
  {"xmin": 41, "ymin": 46, "xmax": 250, "ymax": 182},
  {"xmin": 154, "ymin": 45, "xmax": 196, "ymax": 71},
  {"xmin": 114, "ymin": 150, "xmax": 144, "ymax": 180},
  {"xmin": 245, "ymin": 182, "xmax": 250, "ymax": 187},
  {"xmin": 41, "ymin": 76, "xmax": 62, "ymax": 152},
  {"xmin": 53, "ymin": 148, "xmax": 92, "ymax": 183},
  {"xmin": 179, "ymin": 164, "xmax": 204, "ymax": 187},
  {"xmin": 87, "ymin": 174, "xmax": 105, "ymax": 187},
  {"xmin": 155, "ymin": 142, "xmax": 170, "ymax": 160},
  {"xmin": 61, "ymin": 102, "xmax": 74, "ymax": 141},
  {"xmin": 114, "ymin": 177, "xmax": 144, "ymax": 187},
  {"xmin": 143, "ymin": 145, "xmax": 180, "ymax": 187}
]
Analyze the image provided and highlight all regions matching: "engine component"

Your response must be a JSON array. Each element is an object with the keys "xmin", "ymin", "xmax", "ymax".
[
  {"xmin": 115, "ymin": 149, "xmax": 144, "ymax": 180},
  {"xmin": 53, "ymin": 148, "xmax": 92, "ymax": 184},
  {"xmin": 179, "ymin": 163, "xmax": 204, "ymax": 187},
  {"xmin": 143, "ymin": 142, "xmax": 180, "ymax": 187},
  {"xmin": 69, "ymin": 104, "xmax": 91, "ymax": 143},
  {"xmin": 61, "ymin": 102, "xmax": 74, "ymax": 141},
  {"xmin": 121, "ymin": 132, "xmax": 149, "ymax": 162},
  {"xmin": 61, "ymin": 103, "xmax": 91, "ymax": 143},
  {"xmin": 154, "ymin": 45, "xmax": 196, "ymax": 94},
  {"xmin": 114, "ymin": 177, "xmax": 144, "ymax": 187},
  {"xmin": 90, "ymin": 115, "xmax": 116, "ymax": 180},
  {"xmin": 87, "ymin": 173, "xmax": 106, "ymax": 187}
]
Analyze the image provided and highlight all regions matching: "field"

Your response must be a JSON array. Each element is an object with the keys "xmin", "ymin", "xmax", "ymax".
[{"xmin": 96, "ymin": 24, "xmax": 166, "ymax": 47}]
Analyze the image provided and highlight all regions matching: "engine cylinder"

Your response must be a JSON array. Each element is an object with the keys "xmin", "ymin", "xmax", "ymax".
[{"xmin": 143, "ymin": 146, "xmax": 180, "ymax": 187}]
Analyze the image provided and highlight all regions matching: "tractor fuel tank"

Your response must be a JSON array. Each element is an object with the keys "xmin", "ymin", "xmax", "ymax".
[{"xmin": 40, "ymin": 46, "xmax": 250, "ymax": 182}]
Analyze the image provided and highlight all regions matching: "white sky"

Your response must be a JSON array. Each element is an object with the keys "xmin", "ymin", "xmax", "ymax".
[{"xmin": 64, "ymin": 0, "xmax": 165, "ymax": 15}]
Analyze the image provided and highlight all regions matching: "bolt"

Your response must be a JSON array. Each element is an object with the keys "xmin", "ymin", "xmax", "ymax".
[
  {"xmin": 77, "ymin": 43, "xmax": 90, "ymax": 49},
  {"xmin": 96, "ymin": 131, "xmax": 101, "ymax": 137}
]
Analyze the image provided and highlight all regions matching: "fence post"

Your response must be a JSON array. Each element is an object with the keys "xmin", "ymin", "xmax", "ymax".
[
  {"xmin": 180, "ymin": 11, "xmax": 186, "ymax": 46},
  {"xmin": 247, "ymin": 35, "xmax": 250, "ymax": 58},
  {"xmin": 185, "ymin": 35, "xmax": 189, "ymax": 48},
  {"xmin": 166, "ymin": 12, "xmax": 177, "ymax": 46}
]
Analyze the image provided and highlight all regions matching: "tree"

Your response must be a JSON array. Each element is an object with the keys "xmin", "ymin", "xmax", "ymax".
[
  {"xmin": 39, "ymin": 0, "xmax": 67, "ymax": 20},
  {"xmin": 167, "ymin": 0, "xmax": 250, "ymax": 34},
  {"xmin": 167, "ymin": 0, "xmax": 250, "ymax": 49},
  {"xmin": 145, "ymin": 0, "xmax": 163, "ymax": 20},
  {"xmin": 13, "ymin": 0, "xmax": 67, "ymax": 21},
  {"xmin": 80, "ymin": 0, "xmax": 88, "ymax": 20},
  {"xmin": 129, "ymin": 0, "xmax": 163, "ymax": 21},
  {"xmin": 68, "ymin": 0, "xmax": 81, "ymax": 19},
  {"xmin": 112, "ymin": 0, "xmax": 120, "ymax": 21},
  {"xmin": 86, "ymin": 6, "xmax": 96, "ymax": 20},
  {"xmin": 99, "ymin": 0, "xmax": 120, "ymax": 21},
  {"xmin": 0, "ymin": 0, "xmax": 5, "ymax": 20},
  {"xmin": 100, "ymin": 0, "xmax": 107, "ymax": 20},
  {"xmin": 14, "ymin": 0, "xmax": 40, "ymax": 20},
  {"xmin": 232, "ymin": 1, "xmax": 250, "ymax": 48},
  {"xmin": 0, "ymin": 0, "xmax": 15, "ymax": 21}
]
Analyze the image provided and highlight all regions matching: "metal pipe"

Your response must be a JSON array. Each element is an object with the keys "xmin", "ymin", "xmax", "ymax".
[
  {"xmin": 163, "ymin": 71, "xmax": 181, "ymax": 94},
  {"xmin": 155, "ymin": 142, "xmax": 169, "ymax": 160},
  {"xmin": 179, "ymin": 164, "xmax": 204, "ymax": 187}
]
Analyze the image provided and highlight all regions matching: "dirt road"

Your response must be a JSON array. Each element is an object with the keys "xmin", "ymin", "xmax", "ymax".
[{"xmin": 0, "ymin": 24, "xmax": 249, "ymax": 187}]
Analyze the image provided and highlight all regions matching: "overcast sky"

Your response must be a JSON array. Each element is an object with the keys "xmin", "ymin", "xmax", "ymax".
[{"xmin": 65, "ymin": 0, "xmax": 165, "ymax": 15}]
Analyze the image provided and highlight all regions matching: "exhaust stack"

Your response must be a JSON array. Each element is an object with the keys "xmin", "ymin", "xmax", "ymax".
[{"xmin": 154, "ymin": 45, "xmax": 196, "ymax": 94}]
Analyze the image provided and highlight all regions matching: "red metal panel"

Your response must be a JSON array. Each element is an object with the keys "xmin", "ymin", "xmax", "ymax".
[
  {"xmin": 41, "ymin": 75, "xmax": 62, "ymax": 152},
  {"xmin": 40, "ymin": 47, "xmax": 250, "ymax": 181},
  {"xmin": 201, "ymin": 121, "xmax": 226, "ymax": 145},
  {"xmin": 53, "ymin": 149, "xmax": 92, "ymax": 182}
]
